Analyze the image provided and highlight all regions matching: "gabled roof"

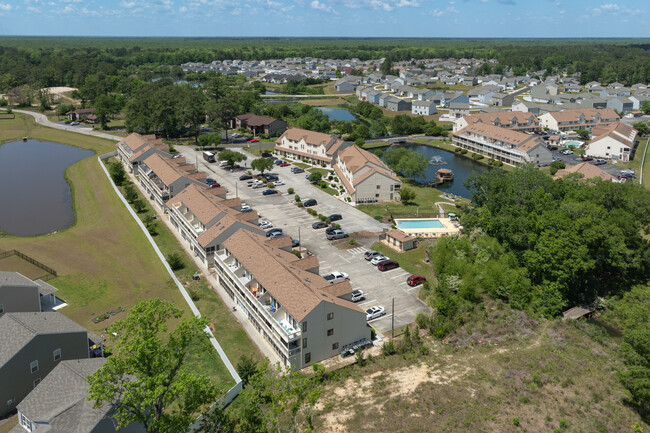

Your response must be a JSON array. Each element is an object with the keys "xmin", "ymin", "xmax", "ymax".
[
  {"xmin": 553, "ymin": 162, "xmax": 613, "ymax": 182},
  {"xmin": 454, "ymin": 122, "xmax": 546, "ymax": 152},
  {"xmin": 142, "ymin": 154, "xmax": 205, "ymax": 186},
  {"xmin": 544, "ymin": 108, "xmax": 620, "ymax": 123},
  {"xmin": 278, "ymin": 128, "xmax": 345, "ymax": 156},
  {"xmin": 460, "ymin": 111, "xmax": 537, "ymax": 128},
  {"xmin": 0, "ymin": 271, "xmax": 38, "ymax": 288},
  {"xmin": 591, "ymin": 121, "xmax": 638, "ymax": 148},
  {"xmin": 235, "ymin": 113, "xmax": 282, "ymax": 127}
]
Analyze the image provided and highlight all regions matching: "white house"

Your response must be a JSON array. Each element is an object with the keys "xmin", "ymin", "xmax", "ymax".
[
  {"xmin": 334, "ymin": 146, "xmax": 401, "ymax": 204},
  {"xmin": 586, "ymin": 122, "xmax": 638, "ymax": 162},
  {"xmin": 274, "ymin": 128, "xmax": 347, "ymax": 167},
  {"xmin": 411, "ymin": 100, "xmax": 437, "ymax": 116}
]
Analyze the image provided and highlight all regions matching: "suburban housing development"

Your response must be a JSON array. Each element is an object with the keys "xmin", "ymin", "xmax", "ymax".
[{"xmin": 274, "ymin": 127, "xmax": 347, "ymax": 167}]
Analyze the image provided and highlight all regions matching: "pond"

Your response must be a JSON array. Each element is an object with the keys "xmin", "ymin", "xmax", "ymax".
[
  {"xmin": 386, "ymin": 144, "xmax": 491, "ymax": 199},
  {"xmin": 0, "ymin": 140, "xmax": 94, "ymax": 236},
  {"xmin": 315, "ymin": 107, "xmax": 356, "ymax": 121}
]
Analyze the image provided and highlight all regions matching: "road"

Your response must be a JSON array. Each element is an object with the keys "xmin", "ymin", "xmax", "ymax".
[{"xmin": 8, "ymin": 109, "xmax": 123, "ymax": 142}]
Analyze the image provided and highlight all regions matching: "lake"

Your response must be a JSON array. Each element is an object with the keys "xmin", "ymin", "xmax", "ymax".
[
  {"xmin": 315, "ymin": 107, "xmax": 356, "ymax": 121},
  {"xmin": 0, "ymin": 140, "xmax": 94, "ymax": 236},
  {"xmin": 388, "ymin": 144, "xmax": 490, "ymax": 199}
]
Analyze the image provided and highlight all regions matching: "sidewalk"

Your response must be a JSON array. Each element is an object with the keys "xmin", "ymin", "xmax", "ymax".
[
  {"xmin": 124, "ymin": 169, "xmax": 282, "ymax": 366},
  {"xmin": 11, "ymin": 109, "xmax": 124, "ymax": 141}
]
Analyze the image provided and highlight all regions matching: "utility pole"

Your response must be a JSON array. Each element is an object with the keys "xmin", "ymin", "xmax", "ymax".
[
  {"xmin": 298, "ymin": 225, "xmax": 301, "ymax": 254},
  {"xmin": 391, "ymin": 297, "xmax": 395, "ymax": 339}
]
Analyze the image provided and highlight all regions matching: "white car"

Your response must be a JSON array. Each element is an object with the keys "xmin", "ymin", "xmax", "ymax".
[
  {"xmin": 273, "ymin": 180, "xmax": 285, "ymax": 186},
  {"xmin": 323, "ymin": 271, "xmax": 349, "ymax": 284},
  {"xmin": 560, "ymin": 149, "xmax": 573, "ymax": 155},
  {"xmin": 366, "ymin": 306, "xmax": 385, "ymax": 321},
  {"xmin": 370, "ymin": 255, "xmax": 388, "ymax": 266},
  {"xmin": 350, "ymin": 290, "xmax": 365, "ymax": 302},
  {"xmin": 258, "ymin": 220, "xmax": 273, "ymax": 229}
]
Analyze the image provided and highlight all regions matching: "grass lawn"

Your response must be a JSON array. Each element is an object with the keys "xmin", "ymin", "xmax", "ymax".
[
  {"xmin": 299, "ymin": 98, "xmax": 351, "ymax": 107},
  {"xmin": 357, "ymin": 179, "xmax": 468, "ymax": 219},
  {"xmin": 618, "ymin": 135, "xmax": 649, "ymax": 188},
  {"xmin": 0, "ymin": 416, "xmax": 17, "ymax": 433},
  {"xmin": 291, "ymin": 161, "xmax": 311, "ymax": 169},
  {"xmin": 362, "ymin": 141, "xmax": 391, "ymax": 149},
  {"xmin": 308, "ymin": 167, "xmax": 333, "ymax": 176},
  {"xmin": 0, "ymin": 114, "xmax": 254, "ymax": 386},
  {"xmin": 370, "ymin": 241, "xmax": 435, "ymax": 282},
  {"xmin": 246, "ymin": 145, "xmax": 275, "ymax": 156}
]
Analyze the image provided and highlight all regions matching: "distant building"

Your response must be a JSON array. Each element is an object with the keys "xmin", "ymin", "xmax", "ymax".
[
  {"xmin": 453, "ymin": 111, "xmax": 539, "ymax": 133},
  {"xmin": 231, "ymin": 113, "xmax": 287, "ymax": 137},
  {"xmin": 65, "ymin": 108, "xmax": 96, "ymax": 122},
  {"xmin": 538, "ymin": 108, "xmax": 620, "ymax": 132},
  {"xmin": 586, "ymin": 122, "xmax": 638, "ymax": 161},
  {"xmin": 553, "ymin": 162, "xmax": 614, "ymax": 182}
]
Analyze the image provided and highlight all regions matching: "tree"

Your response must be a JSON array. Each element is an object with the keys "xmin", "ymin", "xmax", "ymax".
[
  {"xmin": 167, "ymin": 252, "xmax": 185, "ymax": 271},
  {"xmin": 380, "ymin": 57, "xmax": 393, "ymax": 75},
  {"xmin": 87, "ymin": 299, "xmax": 219, "ymax": 433},
  {"xmin": 399, "ymin": 186, "xmax": 416, "ymax": 204},
  {"xmin": 56, "ymin": 103, "xmax": 75, "ymax": 119},
  {"xmin": 641, "ymin": 100, "xmax": 650, "ymax": 115},
  {"xmin": 240, "ymin": 361, "xmax": 322, "ymax": 433},
  {"xmin": 383, "ymin": 147, "xmax": 428, "ymax": 178},
  {"xmin": 251, "ymin": 157, "xmax": 274, "ymax": 174},
  {"xmin": 217, "ymin": 150, "xmax": 246, "ymax": 168},
  {"xmin": 236, "ymin": 355, "xmax": 259, "ymax": 386},
  {"xmin": 634, "ymin": 122, "xmax": 650, "ymax": 136},
  {"xmin": 198, "ymin": 133, "xmax": 222, "ymax": 147},
  {"xmin": 94, "ymin": 94, "xmax": 123, "ymax": 130},
  {"xmin": 549, "ymin": 160, "xmax": 566, "ymax": 175},
  {"xmin": 574, "ymin": 129, "xmax": 590, "ymax": 140},
  {"xmin": 309, "ymin": 171, "xmax": 323, "ymax": 183},
  {"xmin": 109, "ymin": 161, "xmax": 126, "ymax": 185},
  {"xmin": 354, "ymin": 137, "xmax": 365, "ymax": 146},
  {"xmin": 124, "ymin": 184, "xmax": 138, "ymax": 203},
  {"xmin": 132, "ymin": 199, "xmax": 146, "ymax": 214}
]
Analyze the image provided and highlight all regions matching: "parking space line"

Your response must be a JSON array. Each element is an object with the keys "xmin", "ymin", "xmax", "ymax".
[
  {"xmin": 368, "ymin": 313, "xmax": 393, "ymax": 323},
  {"xmin": 381, "ymin": 267, "xmax": 404, "ymax": 274},
  {"xmin": 358, "ymin": 299, "xmax": 377, "ymax": 306},
  {"xmin": 391, "ymin": 272, "xmax": 410, "ymax": 280}
]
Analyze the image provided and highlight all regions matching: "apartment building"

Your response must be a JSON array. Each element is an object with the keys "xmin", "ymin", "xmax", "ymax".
[
  {"xmin": 0, "ymin": 312, "xmax": 94, "ymax": 417},
  {"xmin": 213, "ymin": 229, "xmax": 370, "ymax": 370},
  {"xmin": 137, "ymin": 153, "xmax": 208, "ymax": 208},
  {"xmin": 453, "ymin": 123, "xmax": 552, "ymax": 167},
  {"xmin": 0, "ymin": 272, "xmax": 59, "ymax": 316},
  {"xmin": 538, "ymin": 108, "xmax": 620, "ymax": 132},
  {"xmin": 334, "ymin": 146, "xmax": 401, "ymax": 204},
  {"xmin": 274, "ymin": 128, "xmax": 348, "ymax": 166},
  {"xmin": 453, "ymin": 111, "xmax": 539, "ymax": 133},
  {"xmin": 116, "ymin": 133, "xmax": 169, "ymax": 173},
  {"xmin": 586, "ymin": 121, "xmax": 639, "ymax": 162},
  {"xmin": 167, "ymin": 184, "xmax": 263, "ymax": 266}
]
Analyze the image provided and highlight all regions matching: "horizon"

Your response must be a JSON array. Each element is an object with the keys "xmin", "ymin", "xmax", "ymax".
[{"xmin": 0, "ymin": 0, "xmax": 647, "ymax": 38}]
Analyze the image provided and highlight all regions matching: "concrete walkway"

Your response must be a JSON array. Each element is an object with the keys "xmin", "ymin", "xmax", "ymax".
[{"xmin": 11, "ymin": 109, "xmax": 123, "ymax": 142}]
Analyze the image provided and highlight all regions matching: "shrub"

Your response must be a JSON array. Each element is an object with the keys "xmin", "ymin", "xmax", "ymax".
[
  {"xmin": 374, "ymin": 215, "xmax": 383, "ymax": 222},
  {"xmin": 512, "ymin": 417, "xmax": 520, "ymax": 427},
  {"xmin": 460, "ymin": 149, "xmax": 468, "ymax": 154},
  {"xmin": 346, "ymin": 197, "xmax": 351, "ymax": 202},
  {"xmin": 415, "ymin": 312, "xmax": 430, "ymax": 329},
  {"xmin": 166, "ymin": 253, "xmax": 185, "ymax": 271},
  {"xmin": 260, "ymin": 133, "xmax": 270, "ymax": 139},
  {"xmin": 291, "ymin": 250, "xmax": 302, "ymax": 258},
  {"xmin": 288, "ymin": 187, "xmax": 294, "ymax": 194},
  {"xmin": 382, "ymin": 340, "xmax": 397, "ymax": 356},
  {"xmin": 236, "ymin": 355, "xmax": 258, "ymax": 386},
  {"xmin": 355, "ymin": 350, "xmax": 366, "ymax": 366},
  {"xmin": 321, "ymin": 162, "xmax": 326, "ymax": 167},
  {"xmin": 454, "ymin": 147, "xmax": 463, "ymax": 153},
  {"xmin": 124, "ymin": 184, "xmax": 138, "ymax": 203},
  {"xmin": 132, "ymin": 199, "xmax": 146, "ymax": 214},
  {"xmin": 348, "ymin": 239, "xmax": 357, "ymax": 245},
  {"xmin": 267, "ymin": 182, "xmax": 275, "ymax": 188},
  {"xmin": 297, "ymin": 202, "xmax": 304, "ymax": 207},
  {"xmin": 319, "ymin": 214, "xmax": 327, "ymax": 221},
  {"xmin": 334, "ymin": 224, "xmax": 341, "ymax": 229},
  {"xmin": 294, "ymin": 194, "xmax": 301, "ymax": 202},
  {"xmin": 320, "ymin": 181, "xmax": 328, "ymax": 188},
  {"xmin": 371, "ymin": 328, "xmax": 376, "ymax": 340},
  {"xmin": 109, "ymin": 162, "xmax": 126, "ymax": 185}
]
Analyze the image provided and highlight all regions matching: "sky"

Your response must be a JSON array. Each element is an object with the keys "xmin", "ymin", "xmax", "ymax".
[{"xmin": 0, "ymin": 0, "xmax": 647, "ymax": 38}]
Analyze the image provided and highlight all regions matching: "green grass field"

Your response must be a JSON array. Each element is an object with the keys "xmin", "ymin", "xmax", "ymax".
[
  {"xmin": 0, "ymin": 114, "xmax": 259, "ymax": 386},
  {"xmin": 371, "ymin": 241, "xmax": 435, "ymax": 282}
]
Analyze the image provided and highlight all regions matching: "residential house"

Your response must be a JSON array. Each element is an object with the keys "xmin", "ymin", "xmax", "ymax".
[
  {"xmin": 530, "ymin": 85, "xmax": 560, "ymax": 103},
  {"xmin": 11, "ymin": 358, "xmax": 145, "ymax": 433},
  {"xmin": 385, "ymin": 97, "xmax": 412, "ymax": 112},
  {"xmin": 335, "ymin": 77, "xmax": 361, "ymax": 92},
  {"xmin": 0, "ymin": 312, "xmax": 96, "ymax": 417},
  {"xmin": 231, "ymin": 113, "xmax": 287, "ymax": 137},
  {"xmin": 631, "ymin": 83, "xmax": 648, "ymax": 91},
  {"xmin": 274, "ymin": 128, "xmax": 347, "ymax": 167},
  {"xmin": 137, "ymin": 153, "xmax": 208, "ymax": 208},
  {"xmin": 564, "ymin": 84, "xmax": 583, "ymax": 93},
  {"xmin": 538, "ymin": 108, "xmax": 620, "ymax": 132},
  {"xmin": 378, "ymin": 92, "xmax": 392, "ymax": 108},
  {"xmin": 65, "ymin": 108, "xmax": 96, "ymax": 122},
  {"xmin": 462, "ymin": 76, "xmax": 479, "ymax": 86},
  {"xmin": 356, "ymin": 86, "xmax": 375, "ymax": 100},
  {"xmin": 167, "ymin": 184, "xmax": 263, "ymax": 267},
  {"xmin": 213, "ymin": 229, "xmax": 371, "ymax": 370},
  {"xmin": 334, "ymin": 145, "xmax": 401, "ymax": 204},
  {"xmin": 117, "ymin": 133, "xmax": 169, "ymax": 173},
  {"xmin": 449, "ymin": 102, "xmax": 470, "ymax": 118},
  {"xmin": 606, "ymin": 97, "xmax": 634, "ymax": 113},
  {"xmin": 453, "ymin": 111, "xmax": 538, "ymax": 133},
  {"xmin": 579, "ymin": 95, "xmax": 607, "ymax": 109},
  {"xmin": 553, "ymin": 162, "xmax": 614, "ymax": 182},
  {"xmin": 586, "ymin": 122, "xmax": 638, "ymax": 161},
  {"xmin": 628, "ymin": 94, "xmax": 650, "ymax": 110},
  {"xmin": 608, "ymin": 82, "xmax": 625, "ymax": 89},
  {"xmin": 491, "ymin": 93, "xmax": 514, "ymax": 107},
  {"xmin": 585, "ymin": 81, "xmax": 602, "ymax": 89},
  {"xmin": 453, "ymin": 123, "xmax": 552, "ymax": 166},
  {"xmin": 366, "ymin": 90, "xmax": 382, "ymax": 105},
  {"xmin": 411, "ymin": 100, "xmax": 437, "ymax": 116},
  {"xmin": 0, "ymin": 272, "xmax": 59, "ymax": 316},
  {"xmin": 512, "ymin": 101, "xmax": 541, "ymax": 116}
]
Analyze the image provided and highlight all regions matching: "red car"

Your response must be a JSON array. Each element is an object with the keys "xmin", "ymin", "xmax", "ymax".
[
  {"xmin": 278, "ymin": 162, "xmax": 290, "ymax": 167},
  {"xmin": 407, "ymin": 275, "xmax": 426, "ymax": 286},
  {"xmin": 249, "ymin": 138, "xmax": 259, "ymax": 143},
  {"xmin": 581, "ymin": 156, "xmax": 593, "ymax": 161}
]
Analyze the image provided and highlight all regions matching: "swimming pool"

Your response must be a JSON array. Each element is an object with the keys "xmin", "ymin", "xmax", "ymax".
[
  {"xmin": 396, "ymin": 219, "xmax": 445, "ymax": 229},
  {"xmin": 564, "ymin": 140, "xmax": 583, "ymax": 148}
]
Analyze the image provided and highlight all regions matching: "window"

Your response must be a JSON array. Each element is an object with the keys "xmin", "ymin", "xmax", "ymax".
[
  {"xmin": 20, "ymin": 413, "xmax": 33, "ymax": 431},
  {"xmin": 33, "ymin": 378, "xmax": 41, "ymax": 388},
  {"xmin": 301, "ymin": 321, "xmax": 307, "ymax": 332},
  {"xmin": 30, "ymin": 360, "xmax": 38, "ymax": 374},
  {"xmin": 375, "ymin": 193, "xmax": 379, "ymax": 198},
  {"xmin": 53, "ymin": 348, "xmax": 61, "ymax": 362},
  {"xmin": 327, "ymin": 328, "xmax": 334, "ymax": 336},
  {"xmin": 302, "ymin": 338, "xmax": 307, "ymax": 349},
  {"xmin": 0, "ymin": 304, "xmax": 3, "ymax": 313},
  {"xmin": 376, "ymin": 185, "xmax": 380, "ymax": 189},
  {"xmin": 332, "ymin": 343, "xmax": 339, "ymax": 350},
  {"xmin": 327, "ymin": 312, "xmax": 334, "ymax": 320},
  {"xmin": 304, "ymin": 353, "xmax": 311, "ymax": 364}
]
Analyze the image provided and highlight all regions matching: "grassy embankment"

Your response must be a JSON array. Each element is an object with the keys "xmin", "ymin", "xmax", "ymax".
[{"xmin": 0, "ymin": 113, "xmax": 261, "ymax": 387}]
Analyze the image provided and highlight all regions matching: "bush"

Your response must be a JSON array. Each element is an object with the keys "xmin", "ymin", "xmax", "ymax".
[
  {"xmin": 334, "ymin": 223, "xmax": 341, "ymax": 229},
  {"xmin": 355, "ymin": 349, "xmax": 366, "ymax": 366},
  {"xmin": 294, "ymin": 194, "xmax": 301, "ymax": 202},
  {"xmin": 124, "ymin": 184, "xmax": 138, "ymax": 203},
  {"xmin": 346, "ymin": 197, "xmax": 351, "ymax": 202},
  {"xmin": 109, "ymin": 161, "xmax": 126, "ymax": 186},
  {"xmin": 260, "ymin": 133, "xmax": 270, "ymax": 139},
  {"xmin": 291, "ymin": 250, "xmax": 302, "ymax": 258},
  {"xmin": 166, "ymin": 252, "xmax": 185, "ymax": 271},
  {"xmin": 374, "ymin": 215, "xmax": 383, "ymax": 222},
  {"xmin": 321, "ymin": 163, "xmax": 326, "ymax": 167},
  {"xmin": 297, "ymin": 202, "xmax": 304, "ymax": 207},
  {"xmin": 381, "ymin": 340, "xmax": 397, "ymax": 356},
  {"xmin": 267, "ymin": 182, "xmax": 275, "ymax": 188},
  {"xmin": 132, "ymin": 199, "xmax": 146, "ymax": 214},
  {"xmin": 415, "ymin": 312, "xmax": 430, "ymax": 329},
  {"xmin": 236, "ymin": 355, "xmax": 258, "ymax": 386},
  {"xmin": 288, "ymin": 187, "xmax": 294, "ymax": 194},
  {"xmin": 320, "ymin": 181, "xmax": 328, "ymax": 188},
  {"xmin": 460, "ymin": 149, "xmax": 468, "ymax": 154},
  {"xmin": 454, "ymin": 147, "xmax": 463, "ymax": 153},
  {"xmin": 512, "ymin": 417, "xmax": 520, "ymax": 427},
  {"xmin": 550, "ymin": 160, "xmax": 566, "ymax": 175},
  {"xmin": 348, "ymin": 239, "xmax": 357, "ymax": 245}
]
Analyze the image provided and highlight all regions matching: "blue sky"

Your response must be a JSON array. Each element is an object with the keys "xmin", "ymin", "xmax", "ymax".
[{"xmin": 0, "ymin": 0, "xmax": 647, "ymax": 37}]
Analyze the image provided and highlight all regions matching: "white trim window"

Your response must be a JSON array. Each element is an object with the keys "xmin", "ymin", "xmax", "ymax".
[
  {"xmin": 30, "ymin": 360, "xmax": 39, "ymax": 374},
  {"xmin": 33, "ymin": 378, "xmax": 41, "ymax": 388},
  {"xmin": 53, "ymin": 348, "xmax": 62, "ymax": 362},
  {"xmin": 20, "ymin": 412, "xmax": 34, "ymax": 432}
]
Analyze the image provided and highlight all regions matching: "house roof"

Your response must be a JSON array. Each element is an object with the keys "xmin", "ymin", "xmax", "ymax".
[
  {"xmin": 461, "ymin": 111, "xmax": 538, "ymax": 128},
  {"xmin": 544, "ymin": 108, "xmax": 620, "ymax": 124},
  {"xmin": 117, "ymin": 133, "xmax": 161, "ymax": 153},
  {"xmin": 142, "ymin": 154, "xmax": 205, "ymax": 187},
  {"xmin": 196, "ymin": 213, "xmax": 263, "ymax": 248},
  {"xmin": 66, "ymin": 108, "xmax": 96, "ymax": 115},
  {"xmin": 34, "ymin": 279, "xmax": 58, "ymax": 297},
  {"xmin": 386, "ymin": 229, "xmax": 415, "ymax": 243},
  {"xmin": 590, "ymin": 121, "xmax": 638, "ymax": 148},
  {"xmin": 222, "ymin": 230, "xmax": 361, "ymax": 322},
  {"xmin": 553, "ymin": 162, "xmax": 613, "ymax": 182},
  {"xmin": 454, "ymin": 122, "xmax": 546, "ymax": 153},
  {"xmin": 0, "ymin": 312, "xmax": 86, "ymax": 367},
  {"xmin": 235, "ymin": 113, "xmax": 281, "ymax": 127},
  {"xmin": 0, "ymin": 271, "xmax": 38, "ymax": 288}
]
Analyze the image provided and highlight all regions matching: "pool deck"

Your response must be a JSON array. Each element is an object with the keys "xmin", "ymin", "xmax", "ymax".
[{"xmin": 394, "ymin": 217, "xmax": 461, "ymax": 238}]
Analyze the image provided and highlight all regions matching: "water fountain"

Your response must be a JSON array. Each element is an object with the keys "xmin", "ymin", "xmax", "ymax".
[{"xmin": 429, "ymin": 155, "xmax": 447, "ymax": 165}]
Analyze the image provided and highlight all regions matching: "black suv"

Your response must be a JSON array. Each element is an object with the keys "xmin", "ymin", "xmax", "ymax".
[
  {"xmin": 328, "ymin": 214, "xmax": 342, "ymax": 222},
  {"xmin": 291, "ymin": 166, "xmax": 305, "ymax": 174},
  {"xmin": 303, "ymin": 199, "xmax": 317, "ymax": 207},
  {"xmin": 239, "ymin": 174, "xmax": 253, "ymax": 181}
]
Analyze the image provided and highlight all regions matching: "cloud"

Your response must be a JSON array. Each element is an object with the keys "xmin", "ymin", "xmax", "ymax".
[
  {"xmin": 120, "ymin": 0, "xmax": 137, "ymax": 7},
  {"xmin": 0, "ymin": 2, "xmax": 12, "ymax": 11},
  {"xmin": 27, "ymin": 6, "xmax": 41, "ymax": 12},
  {"xmin": 311, "ymin": 0, "xmax": 338, "ymax": 13},
  {"xmin": 429, "ymin": 5, "xmax": 459, "ymax": 16},
  {"xmin": 340, "ymin": 0, "xmax": 422, "ymax": 11}
]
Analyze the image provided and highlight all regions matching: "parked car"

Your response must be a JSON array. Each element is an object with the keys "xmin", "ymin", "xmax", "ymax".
[
  {"xmin": 407, "ymin": 275, "xmax": 427, "ymax": 287},
  {"xmin": 323, "ymin": 271, "xmax": 349, "ymax": 284},
  {"xmin": 274, "ymin": 159, "xmax": 283, "ymax": 166},
  {"xmin": 206, "ymin": 177, "xmax": 217, "ymax": 184},
  {"xmin": 240, "ymin": 205, "xmax": 252, "ymax": 213},
  {"xmin": 325, "ymin": 226, "xmax": 339, "ymax": 235},
  {"xmin": 291, "ymin": 167, "xmax": 305, "ymax": 173},
  {"xmin": 326, "ymin": 229, "xmax": 349, "ymax": 240},
  {"xmin": 231, "ymin": 133, "xmax": 242, "ymax": 138},
  {"xmin": 303, "ymin": 199, "xmax": 317, "ymax": 207},
  {"xmin": 263, "ymin": 173, "xmax": 279, "ymax": 181},
  {"xmin": 262, "ymin": 189, "xmax": 278, "ymax": 196},
  {"xmin": 261, "ymin": 152, "xmax": 273, "ymax": 158},
  {"xmin": 546, "ymin": 145, "xmax": 558, "ymax": 151},
  {"xmin": 350, "ymin": 290, "xmax": 365, "ymax": 302},
  {"xmin": 592, "ymin": 159, "xmax": 607, "ymax": 165},
  {"xmin": 209, "ymin": 184, "xmax": 221, "ymax": 189},
  {"xmin": 552, "ymin": 156, "xmax": 562, "ymax": 161},
  {"xmin": 377, "ymin": 260, "xmax": 399, "ymax": 272},
  {"xmin": 249, "ymin": 139, "xmax": 259, "ymax": 143},
  {"xmin": 537, "ymin": 162, "xmax": 550, "ymax": 167},
  {"xmin": 364, "ymin": 250, "xmax": 382, "ymax": 261},
  {"xmin": 278, "ymin": 162, "xmax": 290, "ymax": 167},
  {"xmin": 258, "ymin": 220, "xmax": 273, "ymax": 229},
  {"xmin": 328, "ymin": 214, "xmax": 342, "ymax": 222},
  {"xmin": 273, "ymin": 180, "xmax": 285, "ymax": 186},
  {"xmin": 560, "ymin": 149, "xmax": 574, "ymax": 155},
  {"xmin": 581, "ymin": 156, "xmax": 593, "ymax": 161},
  {"xmin": 266, "ymin": 228, "xmax": 283, "ymax": 237},
  {"xmin": 312, "ymin": 221, "xmax": 328, "ymax": 229},
  {"xmin": 291, "ymin": 238, "xmax": 300, "ymax": 247},
  {"xmin": 239, "ymin": 174, "xmax": 253, "ymax": 181},
  {"xmin": 269, "ymin": 231, "xmax": 286, "ymax": 239},
  {"xmin": 70, "ymin": 121, "xmax": 80, "ymax": 126},
  {"xmin": 366, "ymin": 306, "xmax": 386, "ymax": 321},
  {"xmin": 370, "ymin": 255, "xmax": 388, "ymax": 266}
]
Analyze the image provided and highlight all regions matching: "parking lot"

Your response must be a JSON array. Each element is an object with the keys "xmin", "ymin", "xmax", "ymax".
[
  {"xmin": 175, "ymin": 145, "xmax": 432, "ymax": 335},
  {"xmin": 547, "ymin": 147, "xmax": 637, "ymax": 179}
]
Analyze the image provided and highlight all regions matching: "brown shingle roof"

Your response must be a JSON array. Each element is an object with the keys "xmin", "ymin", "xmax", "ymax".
[
  {"xmin": 386, "ymin": 228, "xmax": 415, "ymax": 243},
  {"xmin": 553, "ymin": 162, "xmax": 613, "ymax": 181},
  {"xmin": 548, "ymin": 108, "xmax": 619, "ymax": 123},
  {"xmin": 591, "ymin": 121, "xmax": 637, "ymax": 148},
  {"xmin": 143, "ymin": 154, "xmax": 203, "ymax": 187},
  {"xmin": 454, "ymin": 122, "xmax": 545, "ymax": 151},
  {"xmin": 278, "ymin": 128, "xmax": 345, "ymax": 155},
  {"xmin": 462, "ymin": 111, "xmax": 538, "ymax": 128}
]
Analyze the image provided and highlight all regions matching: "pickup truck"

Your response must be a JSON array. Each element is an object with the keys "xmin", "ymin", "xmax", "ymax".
[
  {"xmin": 326, "ymin": 229, "xmax": 349, "ymax": 240},
  {"xmin": 323, "ymin": 271, "xmax": 349, "ymax": 284}
]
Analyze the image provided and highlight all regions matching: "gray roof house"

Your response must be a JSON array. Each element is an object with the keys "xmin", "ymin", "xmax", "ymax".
[
  {"xmin": 607, "ymin": 97, "xmax": 634, "ymax": 113},
  {"xmin": 366, "ymin": 90, "xmax": 382, "ymax": 104},
  {"xmin": 378, "ymin": 93, "xmax": 392, "ymax": 108},
  {"xmin": 512, "ymin": 101, "xmax": 541, "ymax": 116},
  {"xmin": 411, "ymin": 100, "xmax": 437, "ymax": 116},
  {"xmin": 0, "ymin": 272, "xmax": 59, "ymax": 316},
  {"xmin": 580, "ymin": 95, "xmax": 607, "ymax": 109},
  {"xmin": 491, "ymin": 93, "xmax": 514, "ymax": 107},
  {"xmin": 334, "ymin": 78, "xmax": 360, "ymax": 92},
  {"xmin": 449, "ymin": 102, "xmax": 470, "ymax": 118},
  {"xmin": 0, "ymin": 312, "xmax": 97, "ymax": 417},
  {"xmin": 385, "ymin": 97, "xmax": 412, "ymax": 112},
  {"xmin": 10, "ymin": 358, "xmax": 145, "ymax": 433}
]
